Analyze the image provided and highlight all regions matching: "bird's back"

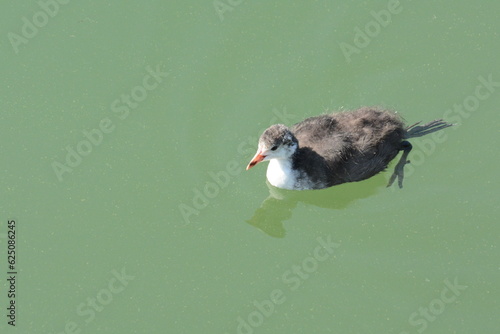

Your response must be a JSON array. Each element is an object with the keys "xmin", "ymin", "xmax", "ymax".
[{"xmin": 291, "ymin": 107, "xmax": 406, "ymax": 185}]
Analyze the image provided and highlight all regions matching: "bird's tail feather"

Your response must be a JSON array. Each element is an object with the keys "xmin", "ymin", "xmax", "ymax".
[{"xmin": 404, "ymin": 119, "xmax": 454, "ymax": 139}]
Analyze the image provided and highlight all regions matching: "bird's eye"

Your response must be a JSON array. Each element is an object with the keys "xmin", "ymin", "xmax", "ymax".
[{"xmin": 270, "ymin": 145, "xmax": 278, "ymax": 151}]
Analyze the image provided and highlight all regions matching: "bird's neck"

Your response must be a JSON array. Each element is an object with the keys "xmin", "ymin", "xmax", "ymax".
[{"xmin": 266, "ymin": 157, "xmax": 298, "ymax": 190}]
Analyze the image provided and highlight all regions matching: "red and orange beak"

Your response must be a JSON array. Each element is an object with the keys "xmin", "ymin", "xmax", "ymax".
[{"xmin": 246, "ymin": 151, "xmax": 267, "ymax": 170}]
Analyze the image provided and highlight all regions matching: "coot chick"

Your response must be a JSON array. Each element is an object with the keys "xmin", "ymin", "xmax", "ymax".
[{"xmin": 246, "ymin": 107, "xmax": 453, "ymax": 190}]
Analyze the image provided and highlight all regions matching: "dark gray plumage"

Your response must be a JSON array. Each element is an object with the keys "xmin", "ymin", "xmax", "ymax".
[{"xmin": 246, "ymin": 107, "xmax": 453, "ymax": 190}]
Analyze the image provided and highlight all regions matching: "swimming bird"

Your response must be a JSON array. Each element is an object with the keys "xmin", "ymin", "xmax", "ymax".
[{"xmin": 246, "ymin": 107, "xmax": 453, "ymax": 190}]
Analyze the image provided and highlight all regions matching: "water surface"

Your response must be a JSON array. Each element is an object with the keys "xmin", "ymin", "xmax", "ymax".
[{"xmin": 1, "ymin": 1, "xmax": 499, "ymax": 333}]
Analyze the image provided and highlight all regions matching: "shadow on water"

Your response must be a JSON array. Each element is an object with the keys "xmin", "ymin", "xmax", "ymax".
[{"xmin": 246, "ymin": 174, "xmax": 387, "ymax": 238}]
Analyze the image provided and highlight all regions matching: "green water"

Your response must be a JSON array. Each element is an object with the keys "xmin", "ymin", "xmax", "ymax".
[{"xmin": 1, "ymin": 1, "xmax": 499, "ymax": 333}]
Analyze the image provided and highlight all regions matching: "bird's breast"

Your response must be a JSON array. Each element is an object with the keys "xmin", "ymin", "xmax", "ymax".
[{"xmin": 266, "ymin": 159, "xmax": 299, "ymax": 190}]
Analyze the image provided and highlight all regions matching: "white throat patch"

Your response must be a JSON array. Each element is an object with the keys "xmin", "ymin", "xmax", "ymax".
[{"xmin": 266, "ymin": 158, "xmax": 299, "ymax": 190}]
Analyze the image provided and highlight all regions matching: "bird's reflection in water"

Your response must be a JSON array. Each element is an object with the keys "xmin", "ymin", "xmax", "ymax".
[{"xmin": 246, "ymin": 174, "xmax": 387, "ymax": 238}]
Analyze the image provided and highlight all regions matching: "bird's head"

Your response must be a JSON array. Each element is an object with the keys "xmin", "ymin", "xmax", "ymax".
[{"xmin": 246, "ymin": 124, "xmax": 298, "ymax": 170}]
